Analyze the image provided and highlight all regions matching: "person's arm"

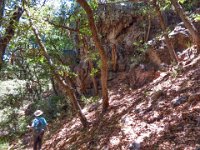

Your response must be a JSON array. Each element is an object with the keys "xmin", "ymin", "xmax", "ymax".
[
  {"xmin": 42, "ymin": 117, "xmax": 49, "ymax": 131},
  {"xmin": 27, "ymin": 119, "xmax": 35, "ymax": 129},
  {"xmin": 44, "ymin": 118, "xmax": 48, "ymax": 129}
]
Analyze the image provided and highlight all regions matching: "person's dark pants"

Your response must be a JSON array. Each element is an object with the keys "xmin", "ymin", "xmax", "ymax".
[{"xmin": 33, "ymin": 131, "xmax": 44, "ymax": 150}]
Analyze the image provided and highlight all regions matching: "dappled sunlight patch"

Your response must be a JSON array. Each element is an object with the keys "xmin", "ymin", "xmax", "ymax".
[
  {"xmin": 57, "ymin": 128, "xmax": 68, "ymax": 139},
  {"xmin": 119, "ymin": 112, "xmax": 166, "ymax": 147},
  {"xmin": 123, "ymin": 96, "xmax": 134, "ymax": 102},
  {"xmin": 109, "ymin": 136, "xmax": 121, "ymax": 147},
  {"xmin": 158, "ymin": 141, "xmax": 176, "ymax": 149},
  {"xmin": 152, "ymin": 72, "xmax": 169, "ymax": 83}
]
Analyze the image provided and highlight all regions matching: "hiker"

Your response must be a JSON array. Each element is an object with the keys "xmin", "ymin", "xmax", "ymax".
[{"xmin": 27, "ymin": 110, "xmax": 48, "ymax": 150}]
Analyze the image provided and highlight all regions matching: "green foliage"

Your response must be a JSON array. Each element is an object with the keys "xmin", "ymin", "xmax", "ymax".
[
  {"xmin": 175, "ymin": 0, "xmax": 199, "ymax": 11},
  {"xmin": 88, "ymin": 0, "xmax": 98, "ymax": 11},
  {"xmin": 81, "ymin": 95, "xmax": 99, "ymax": 105},
  {"xmin": 85, "ymin": 50, "xmax": 100, "ymax": 76},
  {"xmin": 128, "ymin": 2, "xmax": 152, "ymax": 16},
  {"xmin": 0, "ymin": 93, "xmax": 70, "ymax": 140},
  {"xmin": 0, "ymin": 141, "xmax": 9, "ymax": 150},
  {"xmin": 178, "ymin": 0, "xmax": 187, "ymax": 4},
  {"xmin": 0, "ymin": 92, "xmax": 28, "ymax": 138},
  {"xmin": 193, "ymin": 14, "xmax": 200, "ymax": 22},
  {"xmin": 131, "ymin": 41, "xmax": 148, "ymax": 64},
  {"xmin": 34, "ymin": 95, "xmax": 71, "ymax": 120},
  {"xmin": 157, "ymin": 0, "xmax": 195, "ymax": 11},
  {"xmin": 90, "ymin": 67, "xmax": 98, "ymax": 77}
]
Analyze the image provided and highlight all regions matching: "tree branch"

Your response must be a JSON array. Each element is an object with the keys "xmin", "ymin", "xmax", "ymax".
[{"xmin": 46, "ymin": 19, "xmax": 84, "ymax": 35}]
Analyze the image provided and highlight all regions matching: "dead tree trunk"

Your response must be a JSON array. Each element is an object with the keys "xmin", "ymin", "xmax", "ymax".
[
  {"xmin": 152, "ymin": 0, "xmax": 178, "ymax": 63},
  {"xmin": 170, "ymin": 0, "xmax": 200, "ymax": 53},
  {"xmin": 77, "ymin": 0, "xmax": 109, "ymax": 112}
]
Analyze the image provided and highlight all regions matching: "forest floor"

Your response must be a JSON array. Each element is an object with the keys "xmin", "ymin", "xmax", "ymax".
[{"xmin": 19, "ymin": 46, "xmax": 200, "ymax": 150}]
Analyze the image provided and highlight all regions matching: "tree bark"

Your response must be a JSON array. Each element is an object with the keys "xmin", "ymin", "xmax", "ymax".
[
  {"xmin": 111, "ymin": 44, "xmax": 117, "ymax": 72},
  {"xmin": 145, "ymin": 15, "xmax": 151, "ymax": 42},
  {"xmin": 0, "ymin": 6, "xmax": 24, "ymax": 69},
  {"xmin": 152, "ymin": 0, "xmax": 178, "ymax": 63},
  {"xmin": 77, "ymin": 0, "xmax": 109, "ymax": 112},
  {"xmin": 170, "ymin": 0, "xmax": 200, "ymax": 53},
  {"xmin": 0, "ymin": 0, "xmax": 5, "ymax": 26},
  {"xmin": 51, "ymin": 77, "xmax": 59, "ymax": 96},
  {"xmin": 88, "ymin": 61, "xmax": 98, "ymax": 95},
  {"xmin": 25, "ymin": 8, "xmax": 88, "ymax": 128},
  {"xmin": 82, "ymin": 37, "xmax": 98, "ymax": 95}
]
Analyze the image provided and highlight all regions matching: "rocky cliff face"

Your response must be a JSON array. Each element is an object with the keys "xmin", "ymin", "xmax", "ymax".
[
  {"xmin": 97, "ymin": 2, "xmax": 182, "ymax": 70},
  {"xmin": 97, "ymin": 2, "xmax": 146, "ymax": 69},
  {"xmin": 75, "ymin": 2, "xmax": 200, "ymax": 93},
  {"xmin": 95, "ymin": 2, "xmax": 181, "ymax": 88}
]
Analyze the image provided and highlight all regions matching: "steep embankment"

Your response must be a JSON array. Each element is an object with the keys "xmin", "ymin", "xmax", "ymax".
[{"xmin": 41, "ymin": 46, "xmax": 200, "ymax": 150}]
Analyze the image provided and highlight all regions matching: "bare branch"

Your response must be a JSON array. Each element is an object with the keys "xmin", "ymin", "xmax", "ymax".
[{"xmin": 46, "ymin": 19, "xmax": 85, "ymax": 35}]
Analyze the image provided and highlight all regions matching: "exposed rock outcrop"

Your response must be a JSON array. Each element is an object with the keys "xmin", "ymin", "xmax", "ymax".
[
  {"xmin": 146, "ymin": 20, "xmax": 200, "ymax": 66},
  {"xmin": 129, "ymin": 63, "xmax": 157, "ymax": 88}
]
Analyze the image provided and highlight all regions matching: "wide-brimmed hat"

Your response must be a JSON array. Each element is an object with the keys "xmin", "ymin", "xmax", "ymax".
[{"xmin": 34, "ymin": 110, "xmax": 43, "ymax": 117}]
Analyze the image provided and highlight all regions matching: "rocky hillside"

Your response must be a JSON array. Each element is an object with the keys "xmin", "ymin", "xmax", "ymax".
[{"xmin": 33, "ymin": 45, "xmax": 200, "ymax": 150}]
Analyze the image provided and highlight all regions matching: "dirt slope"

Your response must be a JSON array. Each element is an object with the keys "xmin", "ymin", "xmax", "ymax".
[{"xmin": 42, "ymin": 47, "xmax": 200, "ymax": 150}]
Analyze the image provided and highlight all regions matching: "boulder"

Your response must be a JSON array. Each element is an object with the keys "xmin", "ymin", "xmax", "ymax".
[
  {"xmin": 171, "ymin": 95, "xmax": 189, "ymax": 107},
  {"xmin": 169, "ymin": 23, "xmax": 191, "ymax": 52},
  {"xmin": 129, "ymin": 63, "xmax": 156, "ymax": 88},
  {"xmin": 147, "ymin": 39, "xmax": 171, "ymax": 65}
]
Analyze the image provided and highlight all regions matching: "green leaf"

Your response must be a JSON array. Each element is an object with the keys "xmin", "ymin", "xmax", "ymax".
[
  {"xmin": 178, "ymin": 0, "xmax": 186, "ymax": 4},
  {"xmin": 194, "ymin": 14, "xmax": 200, "ymax": 22},
  {"xmin": 39, "ymin": 56, "xmax": 45, "ymax": 63}
]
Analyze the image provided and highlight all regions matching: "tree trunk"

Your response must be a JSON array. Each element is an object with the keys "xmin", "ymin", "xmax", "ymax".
[
  {"xmin": 25, "ymin": 8, "xmax": 88, "ymax": 128},
  {"xmin": 145, "ymin": 15, "xmax": 151, "ymax": 42},
  {"xmin": 170, "ymin": 0, "xmax": 200, "ymax": 53},
  {"xmin": 77, "ymin": 0, "xmax": 109, "ymax": 112},
  {"xmin": 152, "ymin": 0, "xmax": 178, "ymax": 63},
  {"xmin": 0, "ymin": 6, "xmax": 23, "ymax": 69},
  {"xmin": 111, "ymin": 44, "xmax": 117, "ymax": 72},
  {"xmin": 54, "ymin": 75, "xmax": 88, "ymax": 128},
  {"xmin": 51, "ymin": 77, "xmax": 59, "ymax": 96},
  {"xmin": 82, "ymin": 36, "xmax": 98, "ymax": 95}
]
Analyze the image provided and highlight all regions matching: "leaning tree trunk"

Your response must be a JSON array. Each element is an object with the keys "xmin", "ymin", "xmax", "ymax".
[
  {"xmin": 0, "ymin": 6, "xmax": 23, "ymax": 69},
  {"xmin": 77, "ymin": 0, "xmax": 109, "ymax": 112},
  {"xmin": 152, "ymin": 0, "xmax": 178, "ymax": 63},
  {"xmin": 170, "ymin": 0, "xmax": 200, "ymax": 53},
  {"xmin": 25, "ymin": 8, "xmax": 88, "ymax": 128}
]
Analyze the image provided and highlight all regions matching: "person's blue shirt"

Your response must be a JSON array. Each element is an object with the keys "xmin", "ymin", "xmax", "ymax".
[{"xmin": 32, "ymin": 116, "xmax": 47, "ymax": 132}]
